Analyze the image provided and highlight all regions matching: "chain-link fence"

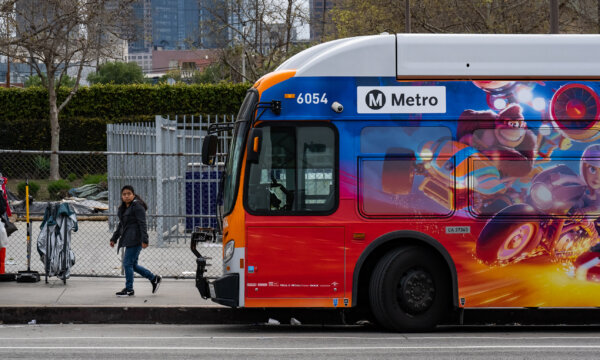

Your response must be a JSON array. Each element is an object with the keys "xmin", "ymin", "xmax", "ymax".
[{"xmin": 1, "ymin": 116, "xmax": 232, "ymax": 279}]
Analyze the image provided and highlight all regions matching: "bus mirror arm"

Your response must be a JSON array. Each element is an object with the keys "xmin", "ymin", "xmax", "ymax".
[
  {"xmin": 207, "ymin": 123, "xmax": 235, "ymax": 135},
  {"xmin": 252, "ymin": 100, "xmax": 281, "ymax": 126}
]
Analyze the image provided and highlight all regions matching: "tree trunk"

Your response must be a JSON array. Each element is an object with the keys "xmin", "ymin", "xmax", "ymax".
[
  {"xmin": 48, "ymin": 75, "xmax": 60, "ymax": 180},
  {"xmin": 405, "ymin": 0, "xmax": 411, "ymax": 33},
  {"xmin": 285, "ymin": 0, "xmax": 293, "ymax": 53},
  {"xmin": 550, "ymin": 0, "xmax": 559, "ymax": 33}
]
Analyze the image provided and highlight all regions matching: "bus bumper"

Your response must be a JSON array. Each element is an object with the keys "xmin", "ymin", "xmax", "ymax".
[{"xmin": 207, "ymin": 273, "xmax": 239, "ymax": 307}]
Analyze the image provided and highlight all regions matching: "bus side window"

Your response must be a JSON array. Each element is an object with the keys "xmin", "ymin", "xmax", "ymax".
[{"xmin": 359, "ymin": 126, "xmax": 453, "ymax": 217}]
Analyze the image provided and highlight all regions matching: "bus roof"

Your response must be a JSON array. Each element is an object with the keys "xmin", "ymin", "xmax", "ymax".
[{"xmin": 276, "ymin": 34, "xmax": 600, "ymax": 78}]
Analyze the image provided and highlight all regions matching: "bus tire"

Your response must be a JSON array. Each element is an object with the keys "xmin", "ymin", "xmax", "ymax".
[
  {"xmin": 369, "ymin": 246, "xmax": 450, "ymax": 332},
  {"xmin": 476, "ymin": 204, "xmax": 540, "ymax": 265}
]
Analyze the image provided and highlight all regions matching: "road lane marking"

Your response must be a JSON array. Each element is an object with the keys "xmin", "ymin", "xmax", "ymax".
[
  {"xmin": 2, "ymin": 345, "xmax": 600, "ymax": 350},
  {"xmin": 1, "ymin": 335, "xmax": 600, "ymax": 340}
]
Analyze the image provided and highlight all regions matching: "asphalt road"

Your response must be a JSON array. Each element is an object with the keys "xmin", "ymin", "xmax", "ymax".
[{"xmin": 2, "ymin": 324, "xmax": 600, "ymax": 359}]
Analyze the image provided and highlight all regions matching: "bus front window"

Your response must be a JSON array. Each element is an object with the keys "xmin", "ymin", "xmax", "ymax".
[
  {"xmin": 222, "ymin": 90, "xmax": 257, "ymax": 216},
  {"xmin": 245, "ymin": 123, "xmax": 337, "ymax": 215}
]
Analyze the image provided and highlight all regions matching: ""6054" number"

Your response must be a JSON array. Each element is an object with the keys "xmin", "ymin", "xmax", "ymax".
[{"xmin": 296, "ymin": 93, "xmax": 328, "ymax": 105}]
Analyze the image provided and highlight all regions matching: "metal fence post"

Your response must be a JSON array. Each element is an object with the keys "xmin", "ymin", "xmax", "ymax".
[{"xmin": 155, "ymin": 115, "xmax": 164, "ymax": 247}]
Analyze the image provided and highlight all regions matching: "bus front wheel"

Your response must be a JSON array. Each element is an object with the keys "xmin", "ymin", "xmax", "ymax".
[{"xmin": 369, "ymin": 246, "xmax": 450, "ymax": 332}]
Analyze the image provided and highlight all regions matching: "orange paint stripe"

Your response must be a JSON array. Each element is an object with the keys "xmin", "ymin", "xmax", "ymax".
[
  {"xmin": 223, "ymin": 151, "xmax": 247, "ymax": 248},
  {"xmin": 254, "ymin": 70, "xmax": 296, "ymax": 95}
]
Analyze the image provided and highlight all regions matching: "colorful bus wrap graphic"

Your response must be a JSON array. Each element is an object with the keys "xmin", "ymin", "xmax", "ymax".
[{"xmin": 259, "ymin": 78, "xmax": 600, "ymax": 307}]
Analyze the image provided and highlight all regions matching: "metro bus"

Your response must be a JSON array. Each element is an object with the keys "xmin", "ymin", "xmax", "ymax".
[{"xmin": 193, "ymin": 34, "xmax": 600, "ymax": 331}]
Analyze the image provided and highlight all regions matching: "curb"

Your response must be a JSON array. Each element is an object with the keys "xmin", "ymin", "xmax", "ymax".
[
  {"xmin": 0, "ymin": 306, "xmax": 350, "ymax": 325},
  {"xmin": 3, "ymin": 307, "xmax": 600, "ymax": 326},
  {"xmin": 0, "ymin": 306, "xmax": 246, "ymax": 325}
]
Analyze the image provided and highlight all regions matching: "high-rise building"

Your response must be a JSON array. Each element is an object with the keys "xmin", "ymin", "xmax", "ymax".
[
  {"xmin": 129, "ymin": 0, "xmax": 228, "ymax": 54},
  {"xmin": 309, "ymin": 0, "xmax": 338, "ymax": 42},
  {"xmin": 129, "ymin": 0, "xmax": 152, "ymax": 52},
  {"xmin": 152, "ymin": 0, "xmax": 200, "ymax": 49},
  {"xmin": 198, "ymin": 0, "xmax": 228, "ymax": 49}
]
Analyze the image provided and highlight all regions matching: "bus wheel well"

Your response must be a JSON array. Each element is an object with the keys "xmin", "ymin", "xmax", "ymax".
[{"xmin": 355, "ymin": 237, "xmax": 456, "ymax": 318}]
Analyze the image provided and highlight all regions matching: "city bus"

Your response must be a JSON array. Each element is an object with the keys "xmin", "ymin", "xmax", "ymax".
[{"xmin": 193, "ymin": 34, "xmax": 600, "ymax": 331}]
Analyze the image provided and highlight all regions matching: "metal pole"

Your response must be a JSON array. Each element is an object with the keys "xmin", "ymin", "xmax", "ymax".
[
  {"xmin": 155, "ymin": 116, "xmax": 164, "ymax": 247},
  {"xmin": 25, "ymin": 180, "xmax": 30, "ymax": 270},
  {"xmin": 5, "ymin": 19, "xmax": 10, "ymax": 88},
  {"xmin": 45, "ymin": 204, "xmax": 50, "ymax": 284},
  {"xmin": 241, "ymin": 25, "xmax": 245, "ymax": 82},
  {"xmin": 63, "ymin": 212, "xmax": 67, "ymax": 284},
  {"xmin": 550, "ymin": 0, "xmax": 559, "ymax": 34}
]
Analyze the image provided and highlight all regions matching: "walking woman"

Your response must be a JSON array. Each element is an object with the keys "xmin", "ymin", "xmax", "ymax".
[{"xmin": 110, "ymin": 185, "xmax": 161, "ymax": 297}]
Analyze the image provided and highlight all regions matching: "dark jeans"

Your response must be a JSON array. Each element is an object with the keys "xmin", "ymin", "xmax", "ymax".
[{"xmin": 123, "ymin": 245, "xmax": 155, "ymax": 290}]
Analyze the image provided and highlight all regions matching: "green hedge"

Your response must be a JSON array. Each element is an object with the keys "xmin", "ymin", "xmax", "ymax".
[
  {"xmin": 0, "ymin": 83, "xmax": 250, "ymax": 119},
  {"xmin": 0, "ymin": 83, "xmax": 251, "ymax": 150},
  {"xmin": 0, "ymin": 115, "xmax": 155, "ymax": 150}
]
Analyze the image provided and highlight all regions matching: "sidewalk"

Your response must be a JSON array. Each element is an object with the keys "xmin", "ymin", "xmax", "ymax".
[
  {"xmin": 0, "ymin": 276, "xmax": 237, "ymax": 325},
  {"xmin": 0, "ymin": 276, "xmax": 218, "ymax": 307}
]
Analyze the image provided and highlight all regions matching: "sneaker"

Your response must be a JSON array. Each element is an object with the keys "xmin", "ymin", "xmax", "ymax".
[
  {"xmin": 116, "ymin": 288, "xmax": 134, "ymax": 297},
  {"xmin": 151, "ymin": 275, "xmax": 162, "ymax": 294}
]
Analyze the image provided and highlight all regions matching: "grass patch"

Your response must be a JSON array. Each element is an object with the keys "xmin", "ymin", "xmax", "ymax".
[
  {"xmin": 83, "ymin": 173, "xmax": 107, "ymax": 185},
  {"xmin": 7, "ymin": 179, "xmax": 60, "ymax": 201}
]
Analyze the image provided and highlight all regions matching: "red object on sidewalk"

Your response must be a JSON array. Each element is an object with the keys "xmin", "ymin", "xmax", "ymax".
[
  {"xmin": 1, "ymin": 176, "xmax": 10, "ymax": 217},
  {"xmin": 0, "ymin": 247, "xmax": 5, "ymax": 274}
]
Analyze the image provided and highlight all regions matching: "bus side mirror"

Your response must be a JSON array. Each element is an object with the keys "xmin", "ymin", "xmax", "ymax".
[
  {"xmin": 247, "ymin": 128, "xmax": 263, "ymax": 163},
  {"xmin": 201, "ymin": 135, "xmax": 218, "ymax": 165}
]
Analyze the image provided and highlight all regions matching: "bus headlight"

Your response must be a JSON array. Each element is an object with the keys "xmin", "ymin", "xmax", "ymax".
[{"xmin": 224, "ymin": 240, "xmax": 235, "ymax": 263}]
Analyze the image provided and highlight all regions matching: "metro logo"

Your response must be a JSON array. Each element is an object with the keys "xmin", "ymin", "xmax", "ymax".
[
  {"xmin": 365, "ymin": 90, "xmax": 386, "ymax": 109},
  {"xmin": 357, "ymin": 86, "xmax": 446, "ymax": 114}
]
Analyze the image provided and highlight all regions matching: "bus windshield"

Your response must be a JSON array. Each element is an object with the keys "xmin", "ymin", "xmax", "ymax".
[{"xmin": 222, "ymin": 89, "xmax": 258, "ymax": 215}]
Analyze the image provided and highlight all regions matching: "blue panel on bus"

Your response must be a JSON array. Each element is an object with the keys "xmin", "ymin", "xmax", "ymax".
[{"xmin": 258, "ymin": 78, "xmax": 600, "ymax": 127}]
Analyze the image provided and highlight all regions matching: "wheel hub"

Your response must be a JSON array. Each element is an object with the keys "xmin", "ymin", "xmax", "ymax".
[{"xmin": 397, "ymin": 268, "xmax": 435, "ymax": 314}]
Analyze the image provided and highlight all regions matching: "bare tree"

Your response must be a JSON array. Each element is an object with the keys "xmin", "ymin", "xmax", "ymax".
[
  {"xmin": 200, "ymin": 0, "xmax": 310, "ymax": 83},
  {"xmin": 330, "ymin": 0, "xmax": 598, "ymax": 37},
  {"xmin": 0, "ymin": 0, "xmax": 135, "ymax": 179}
]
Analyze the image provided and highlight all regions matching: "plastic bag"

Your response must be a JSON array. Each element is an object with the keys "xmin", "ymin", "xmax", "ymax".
[
  {"xmin": 0, "ymin": 214, "xmax": 17, "ymax": 237},
  {"xmin": 3, "ymin": 220, "xmax": 17, "ymax": 237}
]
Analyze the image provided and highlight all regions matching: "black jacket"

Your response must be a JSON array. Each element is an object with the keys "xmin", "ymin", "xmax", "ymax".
[{"xmin": 110, "ymin": 199, "xmax": 149, "ymax": 250}]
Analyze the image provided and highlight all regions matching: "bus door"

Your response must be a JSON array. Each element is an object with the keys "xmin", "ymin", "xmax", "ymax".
[{"xmin": 243, "ymin": 122, "xmax": 344, "ymax": 302}]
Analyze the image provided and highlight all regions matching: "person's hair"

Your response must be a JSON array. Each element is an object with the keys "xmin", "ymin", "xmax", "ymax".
[{"xmin": 120, "ymin": 185, "xmax": 148, "ymax": 211}]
